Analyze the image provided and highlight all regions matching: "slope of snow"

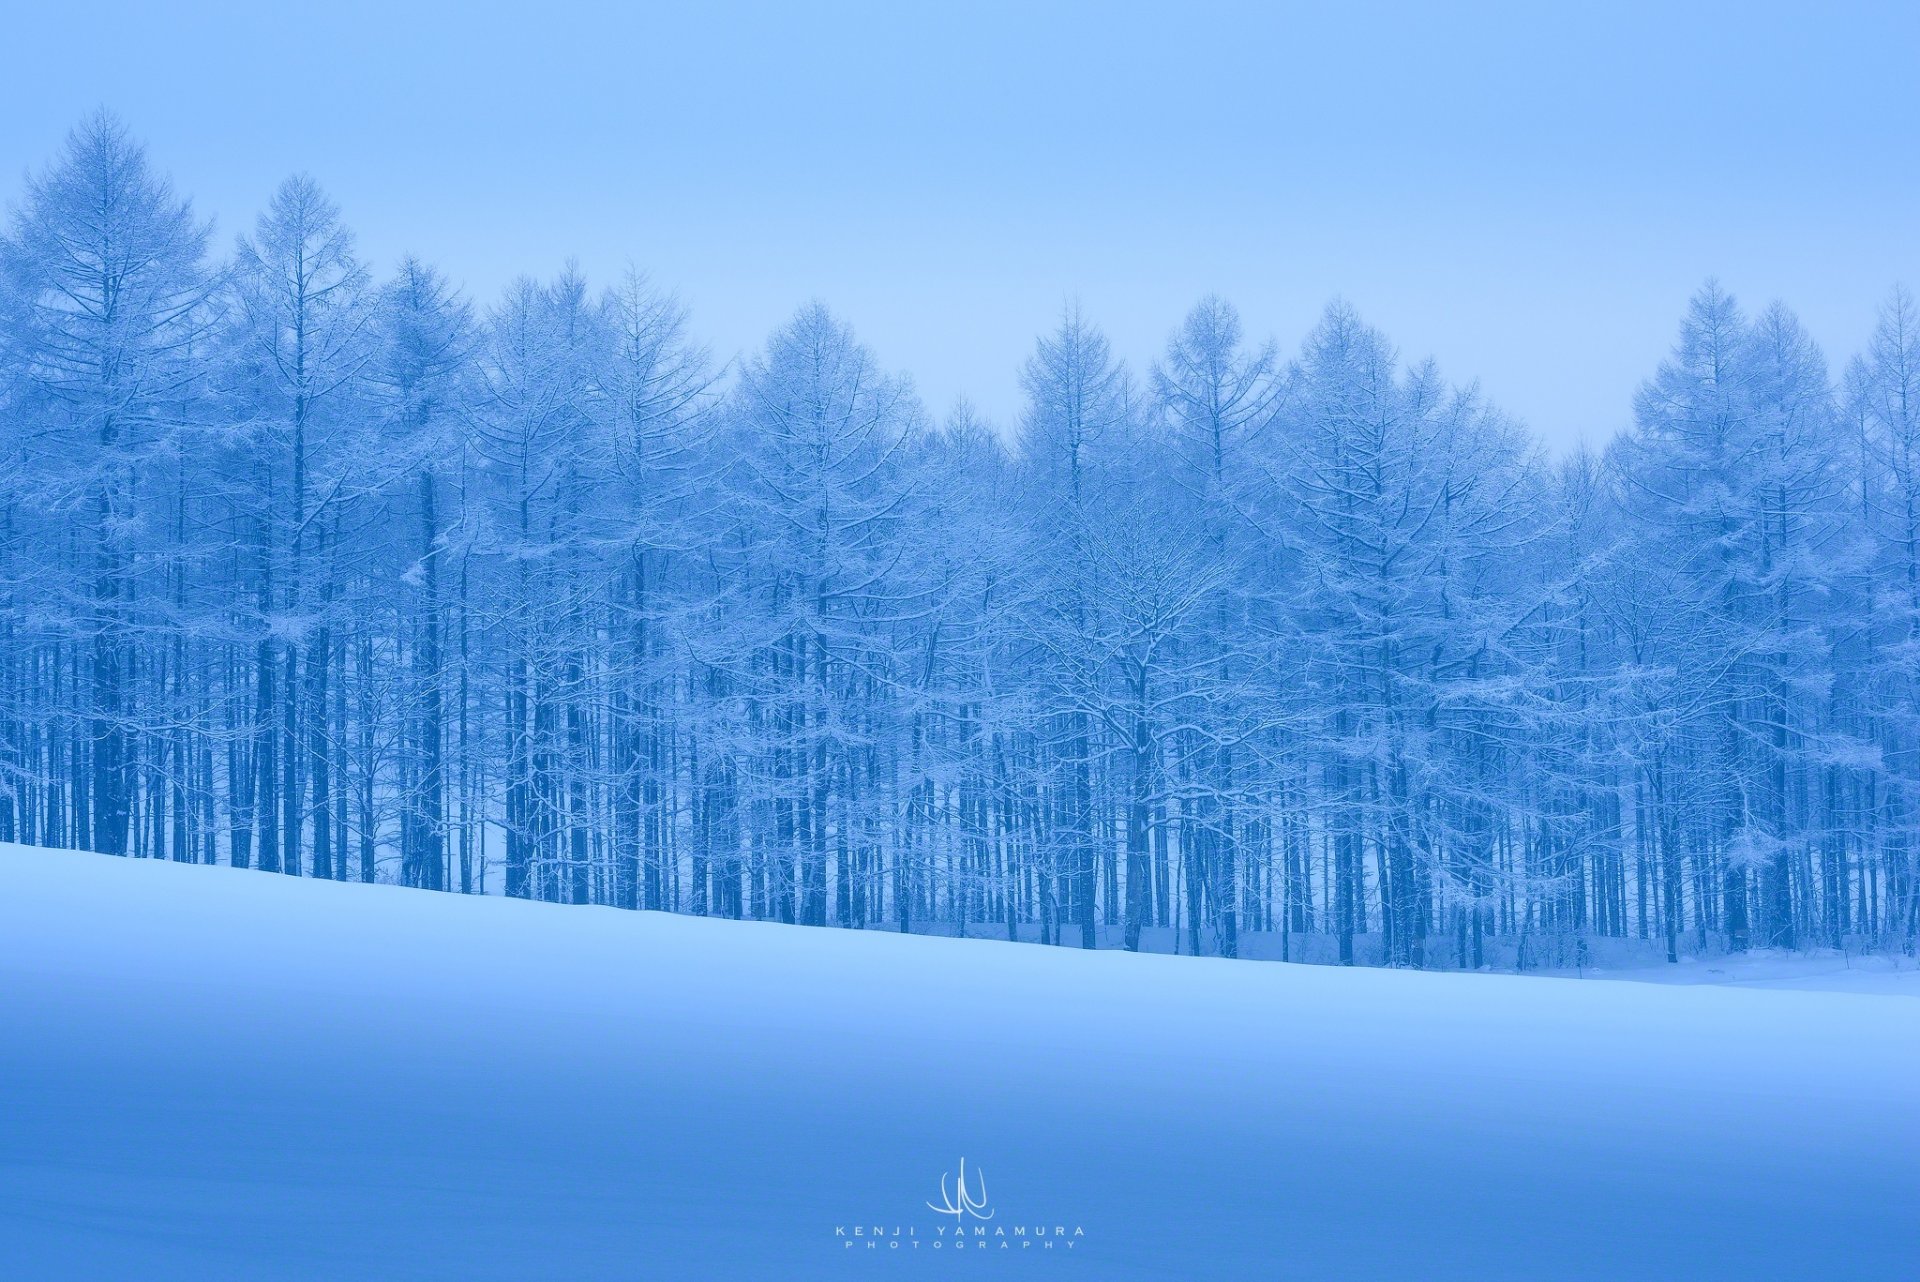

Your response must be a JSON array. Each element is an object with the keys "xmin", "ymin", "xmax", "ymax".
[
  {"xmin": 2, "ymin": 845, "xmax": 1915, "ymax": 1280},
  {"xmin": 1548, "ymin": 949, "xmax": 1920, "ymax": 996}
]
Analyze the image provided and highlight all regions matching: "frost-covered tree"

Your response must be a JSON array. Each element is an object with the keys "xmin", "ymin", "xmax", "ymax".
[
  {"xmin": 1612, "ymin": 285, "xmax": 1847, "ymax": 951},
  {"xmin": 0, "ymin": 112, "xmax": 214, "ymax": 859},
  {"xmin": 723, "ymin": 302, "xmax": 918, "ymax": 926},
  {"xmin": 228, "ymin": 173, "xmax": 372, "ymax": 877},
  {"xmin": 1015, "ymin": 305, "xmax": 1133, "ymax": 948},
  {"xmin": 1151, "ymin": 296, "xmax": 1279, "ymax": 957},
  {"xmin": 372, "ymin": 258, "xmax": 476, "ymax": 891}
]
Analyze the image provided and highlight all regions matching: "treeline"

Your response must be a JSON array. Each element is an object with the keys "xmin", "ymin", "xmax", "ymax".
[{"xmin": 2, "ymin": 114, "xmax": 1916, "ymax": 967}]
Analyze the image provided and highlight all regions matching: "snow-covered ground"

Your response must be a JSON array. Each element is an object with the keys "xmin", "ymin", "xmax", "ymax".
[
  {"xmin": 1545, "ymin": 949, "xmax": 1920, "ymax": 996},
  {"xmin": 2, "ymin": 845, "xmax": 1915, "ymax": 1280}
]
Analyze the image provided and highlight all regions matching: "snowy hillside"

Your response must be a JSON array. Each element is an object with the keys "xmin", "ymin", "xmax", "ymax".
[{"xmin": 2, "ymin": 845, "xmax": 1915, "ymax": 1281}]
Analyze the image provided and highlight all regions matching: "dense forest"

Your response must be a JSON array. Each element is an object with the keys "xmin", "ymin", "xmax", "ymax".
[{"xmin": 2, "ymin": 113, "xmax": 1916, "ymax": 968}]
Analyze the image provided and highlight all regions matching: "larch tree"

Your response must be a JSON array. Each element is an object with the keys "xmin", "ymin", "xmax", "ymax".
[{"xmin": 0, "ymin": 112, "xmax": 215, "ymax": 860}]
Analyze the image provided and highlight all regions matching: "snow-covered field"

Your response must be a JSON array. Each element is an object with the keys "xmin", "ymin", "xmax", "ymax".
[
  {"xmin": 2, "ymin": 845, "xmax": 1915, "ymax": 1280},
  {"xmin": 1549, "ymin": 950, "xmax": 1920, "ymax": 996}
]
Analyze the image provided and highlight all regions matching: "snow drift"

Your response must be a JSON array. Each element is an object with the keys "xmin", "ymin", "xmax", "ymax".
[{"xmin": 1, "ymin": 844, "xmax": 1914, "ymax": 1280}]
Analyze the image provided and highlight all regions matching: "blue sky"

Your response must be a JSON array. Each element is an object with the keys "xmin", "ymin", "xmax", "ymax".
[{"xmin": 5, "ymin": 1, "xmax": 1916, "ymax": 451}]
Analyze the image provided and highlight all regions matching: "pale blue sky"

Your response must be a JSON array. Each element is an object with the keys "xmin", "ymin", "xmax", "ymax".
[{"xmin": 5, "ymin": 1, "xmax": 1916, "ymax": 450}]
